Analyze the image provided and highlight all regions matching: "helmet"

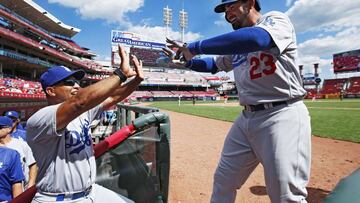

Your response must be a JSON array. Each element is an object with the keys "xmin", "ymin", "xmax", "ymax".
[{"xmin": 214, "ymin": 0, "xmax": 261, "ymax": 13}]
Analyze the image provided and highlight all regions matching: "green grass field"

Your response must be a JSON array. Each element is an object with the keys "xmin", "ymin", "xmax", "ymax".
[{"xmin": 149, "ymin": 99, "xmax": 360, "ymax": 143}]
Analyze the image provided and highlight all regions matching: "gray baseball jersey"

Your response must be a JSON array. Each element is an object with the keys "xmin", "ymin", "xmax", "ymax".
[
  {"xmin": 26, "ymin": 104, "xmax": 102, "ymax": 193},
  {"xmin": 215, "ymin": 11, "xmax": 306, "ymax": 105},
  {"xmin": 5, "ymin": 138, "xmax": 36, "ymax": 186}
]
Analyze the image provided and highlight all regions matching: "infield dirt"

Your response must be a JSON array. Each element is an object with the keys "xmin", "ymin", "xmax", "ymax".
[{"xmin": 166, "ymin": 109, "xmax": 360, "ymax": 203}]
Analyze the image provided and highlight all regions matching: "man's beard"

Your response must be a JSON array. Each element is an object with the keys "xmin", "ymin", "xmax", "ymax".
[
  {"xmin": 231, "ymin": 23, "xmax": 241, "ymax": 30},
  {"xmin": 225, "ymin": 14, "xmax": 241, "ymax": 30}
]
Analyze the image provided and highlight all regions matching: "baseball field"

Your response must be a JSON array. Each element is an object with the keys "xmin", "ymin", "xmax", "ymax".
[
  {"xmin": 147, "ymin": 99, "xmax": 360, "ymax": 202},
  {"xmin": 150, "ymin": 99, "xmax": 360, "ymax": 143}
]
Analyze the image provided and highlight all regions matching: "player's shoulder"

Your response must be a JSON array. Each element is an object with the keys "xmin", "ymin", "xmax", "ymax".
[
  {"xmin": 263, "ymin": 11, "xmax": 288, "ymax": 18},
  {"xmin": 27, "ymin": 104, "xmax": 60, "ymax": 127},
  {"xmin": 258, "ymin": 11, "xmax": 294, "ymax": 30},
  {"xmin": 260, "ymin": 11, "xmax": 291, "ymax": 23},
  {"xmin": 0, "ymin": 146, "xmax": 20, "ymax": 159}
]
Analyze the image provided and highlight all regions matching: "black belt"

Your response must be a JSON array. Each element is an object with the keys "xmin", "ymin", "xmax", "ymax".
[{"xmin": 244, "ymin": 101, "xmax": 288, "ymax": 112}]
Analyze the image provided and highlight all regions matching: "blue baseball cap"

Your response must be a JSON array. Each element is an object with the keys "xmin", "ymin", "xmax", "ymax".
[
  {"xmin": 5, "ymin": 111, "xmax": 19, "ymax": 119},
  {"xmin": 214, "ymin": 0, "xmax": 261, "ymax": 13},
  {"xmin": 40, "ymin": 66, "xmax": 85, "ymax": 90},
  {"xmin": 0, "ymin": 116, "xmax": 13, "ymax": 127}
]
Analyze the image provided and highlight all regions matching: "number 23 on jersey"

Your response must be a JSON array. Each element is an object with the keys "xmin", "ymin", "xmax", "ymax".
[{"xmin": 250, "ymin": 52, "xmax": 277, "ymax": 80}]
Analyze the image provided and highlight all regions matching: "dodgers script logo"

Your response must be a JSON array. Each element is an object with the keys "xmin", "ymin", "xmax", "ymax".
[
  {"xmin": 232, "ymin": 54, "xmax": 248, "ymax": 68},
  {"xmin": 65, "ymin": 119, "xmax": 92, "ymax": 155}
]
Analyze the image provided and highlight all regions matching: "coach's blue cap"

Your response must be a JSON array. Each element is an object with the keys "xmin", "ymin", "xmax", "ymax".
[
  {"xmin": 40, "ymin": 66, "xmax": 85, "ymax": 90},
  {"xmin": 5, "ymin": 111, "xmax": 19, "ymax": 119},
  {"xmin": 214, "ymin": 0, "xmax": 261, "ymax": 13},
  {"xmin": 0, "ymin": 116, "xmax": 13, "ymax": 127}
]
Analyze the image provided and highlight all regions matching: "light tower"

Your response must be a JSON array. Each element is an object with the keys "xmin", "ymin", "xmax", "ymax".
[
  {"xmin": 163, "ymin": 6, "xmax": 172, "ymax": 38},
  {"xmin": 179, "ymin": 9, "xmax": 188, "ymax": 42}
]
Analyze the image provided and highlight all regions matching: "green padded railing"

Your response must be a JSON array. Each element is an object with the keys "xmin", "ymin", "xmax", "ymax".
[{"xmin": 97, "ymin": 103, "xmax": 170, "ymax": 203}]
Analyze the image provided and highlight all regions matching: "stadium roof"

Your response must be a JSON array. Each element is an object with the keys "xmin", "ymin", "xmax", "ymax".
[{"xmin": 0, "ymin": 0, "xmax": 80, "ymax": 38}]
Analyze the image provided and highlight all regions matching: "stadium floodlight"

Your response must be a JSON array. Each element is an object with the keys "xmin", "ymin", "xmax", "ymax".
[
  {"xmin": 179, "ymin": 9, "xmax": 188, "ymax": 43},
  {"xmin": 163, "ymin": 6, "xmax": 172, "ymax": 38}
]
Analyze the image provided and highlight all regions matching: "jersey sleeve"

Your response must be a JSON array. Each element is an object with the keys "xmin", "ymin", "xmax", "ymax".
[
  {"xmin": 214, "ymin": 55, "xmax": 233, "ymax": 72},
  {"xmin": 26, "ymin": 104, "xmax": 62, "ymax": 142},
  {"xmin": 23, "ymin": 142, "xmax": 36, "ymax": 166},
  {"xmin": 256, "ymin": 11, "xmax": 295, "ymax": 55},
  {"xmin": 9, "ymin": 152, "xmax": 25, "ymax": 184}
]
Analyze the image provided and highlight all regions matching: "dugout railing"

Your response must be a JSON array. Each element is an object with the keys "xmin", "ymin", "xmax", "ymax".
[{"xmin": 11, "ymin": 105, "xmax": 171, "ymax": 203}]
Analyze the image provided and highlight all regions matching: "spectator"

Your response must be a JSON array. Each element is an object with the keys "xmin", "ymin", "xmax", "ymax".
[
  {"xmin": 4, "ymin": 111, "xmax": 26, "ymax": 141},
  {"xmin": 26, "ymin": 46, "xmax": 143, "ymax": 203},
  {"xmin": 0, "ymin": 117, "xmax": 25, "ymax": 202},
  {"xmin": 0, "ymin": 116, "xmax": 37, "ymax": 190},
  {"xmin": 192, "ymin": 95, "xmax": 196, "ymax": 106}
]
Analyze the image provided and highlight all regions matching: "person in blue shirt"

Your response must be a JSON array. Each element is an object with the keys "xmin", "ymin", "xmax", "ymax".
[
  {"xmin": 4, "ymin": 111, "xmax": 26, "ymax": 141},
  {"xmin": 0, "ymin": 116, "xmax": 25, "ymax": 202}
]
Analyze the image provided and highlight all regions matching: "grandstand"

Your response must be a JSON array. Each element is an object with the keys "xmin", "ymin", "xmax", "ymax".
[{"xmin": 0, "ymin": 0, "xmax": 105, "ymax": 118}]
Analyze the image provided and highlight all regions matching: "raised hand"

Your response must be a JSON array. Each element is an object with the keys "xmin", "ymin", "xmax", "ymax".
[
  {"xmin": 162, "ymin": 38, "xmax": 195, "ymax": 64},
  {"xmin": 118, "ymin": 45, "xmax": 136, "ymax": 78},
  {"xmin": 130, "ymin": 54, "xmax": 144, "ymax": 80}
]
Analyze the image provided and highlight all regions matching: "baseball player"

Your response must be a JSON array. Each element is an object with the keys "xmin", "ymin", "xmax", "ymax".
[
  {"xmin": 4, "ymin": 111, "xmax": 27, "ymax": 141},
  {"xmin": 0, "ymin": 116, "xmax": 25, "ymax": 202},
  {"xmin": 26, "ymin": 45, "xmax": 143, "ymax": 203},
  {"xmin": 164, "ymin": 0, "xmax": 311, "ymax": 202},
  {"xmin": 0, "ymin": 115, "xmax": 37, "ymax": 189}
]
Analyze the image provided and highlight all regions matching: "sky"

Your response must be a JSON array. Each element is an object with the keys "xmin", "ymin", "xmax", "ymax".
[{"xmin": 33, "ymin": 0, "xmax": 360, "ymax": 80}]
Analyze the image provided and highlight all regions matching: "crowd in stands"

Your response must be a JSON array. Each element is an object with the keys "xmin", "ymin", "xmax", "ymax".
[
  {"xmin": 130, "ymin": 47, "xmax": 163, "ymax": 67},
  {"xmin": 0, "ymin": 77, "xmax": 45, "ymax": 98}
]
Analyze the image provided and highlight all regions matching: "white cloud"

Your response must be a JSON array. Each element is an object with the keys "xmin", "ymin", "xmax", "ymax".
[
  {"xmin": 48, "ymin": 0, "xmax": 144, "ymax": 24},
  {"xmin": 298, "ymin": 27, "xmax": 360, "ymax": 59},
  {"xmin": 48, "ymin": 0, "xmax": 202, "ymax": 43},
  {"xmin": 286, "ymin": 0, "xmax": 360, "ymax": 33},
  {"xmin": 286, "ymin": 0, "xmax": 294, "ymax": 7}
]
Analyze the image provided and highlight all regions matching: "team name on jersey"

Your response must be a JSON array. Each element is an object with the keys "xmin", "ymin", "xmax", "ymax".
[
  {"xmin": 65, "ymin": 119, "xmax": 92, "ymax": 155},
  {"xmin": 232, "ymin": 53, "xmax": 248, "ymax": 67}
]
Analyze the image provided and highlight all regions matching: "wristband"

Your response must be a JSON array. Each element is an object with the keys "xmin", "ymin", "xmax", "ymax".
[{"xmin": 113, "ymin": 69, "xmax": 127, "ymax": 83}]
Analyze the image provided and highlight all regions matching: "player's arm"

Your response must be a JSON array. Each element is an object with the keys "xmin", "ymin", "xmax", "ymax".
[
  {"xmin": 185, "ymin": 57, "xmax": 219, "ymax": 74},
  {"xmin": 12, "ymin": 182, "xmax": 23, "ymax": 197},
  {"xmin": 56, "ymin": 45, "xmax": 137, "ymax": 131},
  {"xmin": 166, "ymin": 27, "xmax": 274, "ymax": 61},
  {"xmin": 10, "ymin": 152, "xmax": 24, "ymax": 197},
  {"xmin": 101, "ymin": 54, "xmax": 144, "ymax": 110},
  {"xmin": 187, "ymin": 27, "xmax": 275, "ymax": 56},
  {"xmin": 27, "ymin": 163, "xmax": 38, "ymax": 188}
]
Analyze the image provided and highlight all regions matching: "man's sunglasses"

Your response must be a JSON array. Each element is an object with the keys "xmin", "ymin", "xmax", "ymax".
[
  {"xmin": 55, "ymin": 79, "xmax": 80, "ymax": 87},
  {"xmin": 0, "ymin": 125, "xmax": 11, "ymax": 129}
]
